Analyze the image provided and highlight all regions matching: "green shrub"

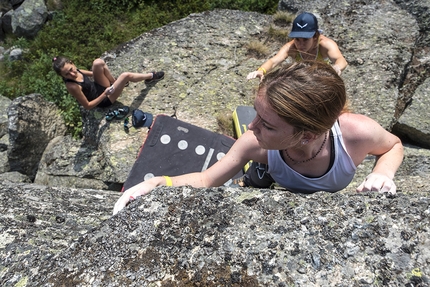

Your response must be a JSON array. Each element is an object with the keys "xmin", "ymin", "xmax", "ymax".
[
  {"xmin": 88, "ymin": 0, "xmax": 139, "ymax": 13},
  {"xmin": 209, "ymin": 0, "xmax": 278, "ymax": 13}
]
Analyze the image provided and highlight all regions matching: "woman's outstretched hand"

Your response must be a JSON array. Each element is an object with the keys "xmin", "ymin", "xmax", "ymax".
[
  {"xmin": 356, "ymin": 173, "xmax": 396, "ymax": 194},
  {"xmin": 113, "ymin": 181, "xmax": 154, "ymax": 215},
  {"xmin": 246, "ymin": 71, "xmax": 264, "ymax": 80}
]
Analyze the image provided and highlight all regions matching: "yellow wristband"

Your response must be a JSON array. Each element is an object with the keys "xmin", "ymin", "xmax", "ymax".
[
  {"xmin": 257, "ymin": 67, "xmax": 266, "ymax": 75},
  {"xmin": 163, "ymin": 176, "xmax": 172, "ymax": 186}
]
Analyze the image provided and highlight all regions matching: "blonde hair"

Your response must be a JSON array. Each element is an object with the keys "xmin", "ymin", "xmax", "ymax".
[{"xmin": 258, "ymin": 61, "xmax": 347, "ymax": 136}]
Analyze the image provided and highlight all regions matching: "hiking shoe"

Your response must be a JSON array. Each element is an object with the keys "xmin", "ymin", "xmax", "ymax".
[
  {"xmin": 145, "ymin": 71, "xmax": 164, "ymax": 84},
  {"xmin": 105, "ymin": 110, "xmax": 117, "ymax": 121},
  {"xmin": 115, "ymin": 106, "xmax": 130, "ymax": 119}
]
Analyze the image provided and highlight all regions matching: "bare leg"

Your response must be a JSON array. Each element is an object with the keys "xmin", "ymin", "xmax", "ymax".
[
  {"xmin": 107, "ymin": 72, "xmax": 154, "ymax": 103},
  {"xmin": 103, "ymin": 65, "xmax": 116, "ymax": 84},
  {"xmin": 92, "ymin": 58, "xmax": 115, "ymax": 87}
]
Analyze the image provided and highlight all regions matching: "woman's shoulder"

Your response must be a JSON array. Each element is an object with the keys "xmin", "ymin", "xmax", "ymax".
[
  {"xmin": 339, "ymin": 112, "xmax": 378, "ymax": 125},
  {"xmin": 279, "ymin": 40, "xmax": 298, "ymax": 55},
  {"xmin": 318, "ymin": 34, "xmax": 334, "ymax": 43},
  {"xmin": 284, "ymin": 39, "xmax": 296, "ymax": 48},
  {"xmin": 236, "ymin": 131, "xmax": 268, "ymax": 163},
  {"xmin": 338, "ymin": 113, "xmax": 382, "ymax": 142},
  {"xmin": 65, "ymin": 80, "xmax": 81, "ymax": 93},
  {"xmin": 318, "ymin": 35, "xmax": 340, "ymax": 49},
  {"xmin": 236, "ymin": 130, "xmax": 261, "ymax": 150},
  {"xmin": 339, "ymin": 113, "xmax": 368, "ymax": 130}
]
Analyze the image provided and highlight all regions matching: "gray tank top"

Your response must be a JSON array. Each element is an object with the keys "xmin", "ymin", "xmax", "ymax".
[{"xmin": 267, "ymin": 121, "xmax": 356, "ymax": 193}]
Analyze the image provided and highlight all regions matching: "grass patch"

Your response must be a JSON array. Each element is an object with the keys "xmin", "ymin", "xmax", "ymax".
[
  {"xmin": 246, "ymin": 40, "xmax": 270, "ymax": 58},
  {"xmin": 267, "ymin": 24, "xmax": 290, "ymax": 43},
  {"xmin": 216, "ymin": 113, "xmax": 235, "ymax": 138},
  {"xmin": 272, "ymin": 11, "xmax": 295, "ymax": 27}
]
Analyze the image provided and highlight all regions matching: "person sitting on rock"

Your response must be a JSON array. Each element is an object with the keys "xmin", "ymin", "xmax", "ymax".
[
  {"xmin": 52, "ymin": 56, "xmax": 164, "ymax": 110},
  {"xmin": 113, "ymin": 61, "xmax": 403, "ymax": 215},
  {"xmin": 247, "ymin": 12, "xmax": 348, "ymax": 80}
]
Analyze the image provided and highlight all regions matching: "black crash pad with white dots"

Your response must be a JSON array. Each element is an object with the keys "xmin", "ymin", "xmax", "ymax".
[{"xmin": 122, "ymin": 115, "xmax": 242, "ymax": 191}]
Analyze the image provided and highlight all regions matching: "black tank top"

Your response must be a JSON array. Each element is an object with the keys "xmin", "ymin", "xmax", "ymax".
[{"xmin": 63, "ymin": 70, "xmax": 99, "ymax": 101}]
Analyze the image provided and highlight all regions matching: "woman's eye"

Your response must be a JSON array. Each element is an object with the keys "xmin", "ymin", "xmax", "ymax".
[{"xmin": 263, "ymin": 123, "xmax": 273, "ymax": 130}]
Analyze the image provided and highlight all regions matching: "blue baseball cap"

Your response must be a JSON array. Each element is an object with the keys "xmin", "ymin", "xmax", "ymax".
[
  {"xmin": 288, "ymin": 12, "xmax": 318, "ymax": 39},
  {"xmin": 132, "ymin": 109, "xmax": 153, "ymax": 128}
]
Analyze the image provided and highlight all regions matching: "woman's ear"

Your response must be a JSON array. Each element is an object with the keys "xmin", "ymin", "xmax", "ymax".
[{"xmin": 301, "ymin": 131, "xmax": 318, "ymax": 143}]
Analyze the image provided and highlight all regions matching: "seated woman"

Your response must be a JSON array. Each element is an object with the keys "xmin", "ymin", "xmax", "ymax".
[
  {"xmin": 247, "ymin": 12, "xmax": 348, "ymax": 80},
  {"xmin": 113, "ymin": 61, "xmax": 403, "ymax": 215},
  {"xmin": 52, "ymin": 56, "xmax": 164, "ymax": 111}
]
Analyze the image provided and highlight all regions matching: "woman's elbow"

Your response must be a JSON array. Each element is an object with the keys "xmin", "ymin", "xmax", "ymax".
[
  {"xmin": 81, "ymin": 102, "xmax": 94, "ymax": 110},
  {"xmin": 343, "ymin": 59, "xmax": 348, "ymax": 69},
  {"xmin": 394, "ymin": 139, "xmax": 404, "ymax": 154}
]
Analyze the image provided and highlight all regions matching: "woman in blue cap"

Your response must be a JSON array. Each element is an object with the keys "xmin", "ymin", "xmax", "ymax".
[{"xmin": 247, "ymin": 12, "xmax": 348, "ymax": 79}]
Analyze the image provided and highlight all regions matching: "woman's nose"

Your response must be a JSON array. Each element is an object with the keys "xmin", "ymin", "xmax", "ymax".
[{"xmin": 248, "ymin": 116, "xmax": 259, "ymax": 131}]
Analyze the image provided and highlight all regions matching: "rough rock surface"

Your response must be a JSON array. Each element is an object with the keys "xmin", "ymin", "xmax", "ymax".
[
  {"xmin": 7, "ymin": 94, "xmax": 67, "ymax": 181},
  {"xmin": 0, "ymin": 95, "xmax": 11, "ymax": 138},
  {"xmin": 1, "ymin": 0, "xmax": 430, "ymax": 286},
  {"xmin": 0, "ymin": 182, "xmax": 120, "ymax": 286},
  {"xmin": 34, "ymin": 135, "xmax": 121, "ymax": 190},
  {"xmin": 2, "ymin": 183, "xmax": 430, "ymax": 286},
  {"xmin": 1, "ymin": 0, "xmax": 48, "ymax": 38}
]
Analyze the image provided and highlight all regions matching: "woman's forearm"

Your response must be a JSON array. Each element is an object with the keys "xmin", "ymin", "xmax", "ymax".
[{"xmin": 371, "ymin": 142, "xmax": 404, "ymax": 179}]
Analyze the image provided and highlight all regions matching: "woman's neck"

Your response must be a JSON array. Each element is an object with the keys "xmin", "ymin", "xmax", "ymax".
[
  {"xmin": 283, "ymin": 131, "xmax": 328, "ymax": 165},
  {"xmin": 298, "ymin": 38, "xmax": 319, "ymax": 61}
]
